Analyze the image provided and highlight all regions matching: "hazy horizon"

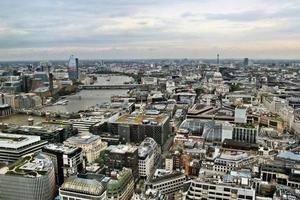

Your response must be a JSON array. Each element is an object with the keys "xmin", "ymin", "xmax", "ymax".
[{"xmin": 0, "ymin": 0, "xmax": 300, "ymax": 60}]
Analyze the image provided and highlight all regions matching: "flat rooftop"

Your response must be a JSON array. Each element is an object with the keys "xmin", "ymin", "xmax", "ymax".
[
  {"xmin": 138, "ymin": 138, "xmax": 157, "ymax": 158},
  {"xmin": 0, "ymin": 132, "xmax": 41, "ymax": 149},
  {"xmin": 4, "ymin": 153, "xmax": 52, "ymax": 177},
  {"xmin": 106, "ymin": 144, "xmax": 137, "ymax": 154},
  {"xmin": 43, "ymin": 143, "xmax": 79, "ymax": 154},
  {"xmin": 7, "ymin": 125, "xmax": 64, "ymax": 134},
  {"xmin": 65, "ymin": 134, "xmax": 101, "ymax": 145},
  {"xmin": 115, "ymin": 114, "xmax": 168, "ymax": 125}
]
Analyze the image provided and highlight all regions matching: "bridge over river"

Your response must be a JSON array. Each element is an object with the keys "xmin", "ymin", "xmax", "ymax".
[{"xmin": 79, "ymin": 84, "xmax": 147, "ymax": 90}]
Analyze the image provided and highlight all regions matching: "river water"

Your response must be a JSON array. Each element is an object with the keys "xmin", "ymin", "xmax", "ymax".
[
  {"xmin": 1, "ymin": 75, "xmax": 132, "ymax": 125},
  {"xmin": 43, "ymin": 74, "xmax": 132, "ymax": 113}
]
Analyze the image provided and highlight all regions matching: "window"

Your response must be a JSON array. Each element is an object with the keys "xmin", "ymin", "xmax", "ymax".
[{"xmin": 209, "ymin": 186, "xmax": 216, "ymax": 190}]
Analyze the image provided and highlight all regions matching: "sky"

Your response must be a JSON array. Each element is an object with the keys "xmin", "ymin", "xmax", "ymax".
[{"xmin": 0, "ymin": 0, "xmax": 299, "ymax": 60}]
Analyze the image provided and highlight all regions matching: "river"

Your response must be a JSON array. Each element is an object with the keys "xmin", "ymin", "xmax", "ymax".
[{"xmin": 1, "ymin": 74, "xmax": 132, "ymax": 125}]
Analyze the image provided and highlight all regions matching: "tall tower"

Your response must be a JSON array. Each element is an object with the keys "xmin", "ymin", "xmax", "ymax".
[
  {"xmin": 217, "ymin": 54, "xmax": 220, "ymax": 65},
  {"xmin": 68, "ymin": 55, "xmax": 77, "ymax": 80},
  {"xmin": 75, "ymin": 58, "xmax": 79, "ymax": 80},
  {"xmin": 49, "ymin": 73, "xmax": 54, "ymax": 96}
]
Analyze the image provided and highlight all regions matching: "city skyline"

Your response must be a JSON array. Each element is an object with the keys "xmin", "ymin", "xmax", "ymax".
[{"xmin": 0, "ymin": 0, "xmax": 300, "ymax": 60}]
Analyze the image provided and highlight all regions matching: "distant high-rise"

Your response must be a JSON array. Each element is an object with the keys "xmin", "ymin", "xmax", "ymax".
[
  {"xmin": 244, "ymin": 58, "xmax": 249, "ymax": 66},
  {"xmin": 68, "ymin": 55, "xmax": 78, "ymax": 80},
  {"xmin": 49, "ymin": 73, "xmax": 54, "ymax": 96},
  {"xmin": 75, "ymin": 58, "xmax": 79, "ymax": 80},
  {"xmin": 217, "ymin": 54, "xmax": 220, "ymax": 65}
]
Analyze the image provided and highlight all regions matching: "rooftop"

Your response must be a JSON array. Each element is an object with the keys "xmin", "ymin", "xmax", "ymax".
[
  {"xmin": 106, "ymin": 144, "xmax": 137, "ymax": 154},
  {"xmin": 277, "ymin": 151, "xmax": 300, "ymax": 162},
  {"xmin": 65, "ymin": 134, "xmax": 101, "ymax": 145},
  {"xmin": 138, "ymin": 137, "xmax": 158, "ymax": 158},
  {"xmin": 107, "ymin": 168, "xmax": 132, "ymax": 193},
  {"xmin": 61, "ymin": 176, "xmax": 105, "ymax": 196},
  {"xmin": 115, "ymin": 114, "xmax": 168, "ymax": 125},
  {"xmin": 43, "ymin": 143, "xmax": 80, "ymax": 154},
  {"xmin": 0, "ymin": 132, "xmax": 41, "ymax": 149},
  {"xmin": 4, "ymin": 153, "xmax": 52, "ymax": 177}
]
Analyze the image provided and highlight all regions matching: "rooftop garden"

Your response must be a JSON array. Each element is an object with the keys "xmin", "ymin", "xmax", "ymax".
[
  {"xmin": 6, "ymin": 153, "xmax": 48, "ymax": 177},
  {"xmin": 236, "ymin": 123, "xmax": 256, "ymax": 129}
]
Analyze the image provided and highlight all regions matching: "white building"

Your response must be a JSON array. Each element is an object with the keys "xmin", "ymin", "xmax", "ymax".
[
  {"xmin": 146, "ymin": 170, "xmax": 186, "ymax": 195},
  {"xmin": 0, "ymin": 132, "xmax": 47, "ymax": 164},
  {"xmin": 64, "ymin": 134, "xmax": 107, "ymax": 163},
  {"xmin": 138, "ymin": 137, "xmax": 160, "ymax": 179},
  {"xmin": 234, "ymin": 107, "xmax": 247, "ymax": 124},
  {"xmin": 185, "ymin": 178, "xmax": 255, "ymax": 200},
  {"xmin": 213, "ymin": 152, "xmax": 256, "ymax": 173},
  {"xmin": 165, "ymin": 157, "xmax": 173, "ymax": 172}
]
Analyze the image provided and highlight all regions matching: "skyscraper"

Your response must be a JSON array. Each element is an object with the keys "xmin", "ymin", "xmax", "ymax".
[
  {"xmin": 68, "ymin": 55, "xmax": 78, "ymax": 80},
  {"xmin": 244, "ymin": 58, "xmax": 249, "ymax": 66},
  {"xmin": 75, "ymin": 58, "xmax": 79, "ymax": 80}
]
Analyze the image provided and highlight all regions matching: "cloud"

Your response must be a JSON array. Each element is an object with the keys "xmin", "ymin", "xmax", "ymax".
[{"xmin": 0, "ymin": 0, "xmax": 299, "ymax": 60}]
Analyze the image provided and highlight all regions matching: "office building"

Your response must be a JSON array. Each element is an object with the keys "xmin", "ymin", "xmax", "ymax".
[
  {"xmin": 2, "ymin": 80, "xmax": 22, "ymax": 93},
  {"xmin": 146, "ymin": 169, "xmax": 186, "ymax": 195},
  {"xmin": 0, "ymin": 153, "xmax": 56, "ymax": 200},
  {"xmin": 0, "ymin": 132, "xmax": 47, "ymax": 164},
  {"xmin": 232, "ymin": 125, "xmax": 258, "ymax": 144},
  {"xmin": 60, "ymin": 176, "xmax": 107, "ymax": 200},
  {"xmin": 138, "ymin": 137, "xmax": 160, "ymax": 179},
  {"xmin": 244, "ymin": 58, "xmax": 249, "ymax": 66},
  {"xmin": 165, "ymin": 156, "xmax": 174, "ymax": 171},
  {"xmin": 109, "ymin": 113, "xmax": 171, "ymax": 145},
  {"xmin": 104, "ymin": 144, "xmax": 138, "ymax": 179},
  {"xmin": 68, "ymin": 55, "xmax": 78, "ymax": 80},
  {"xmin": 4, "ymin": 124, "xmax": 74, "ymax": 143},
  {"xmin": 213, "ymin": 152, "xmax": 256, "ymax": 173},
  {"xmin": 0, "ymin": 104, "xmax": 11, "ymax": 117},
  {"xmin": 64, "ymin": 134, "xmax": 107, "ymax": 163},
  {"xmin": 33, "ymin": 71, "xmax": 49, "ymax": 83},
  {"xmin": 42, "ymin": 143, "xmax": 84, "ymax": 185},
  {"xmin": 186, "ymin": 177, "xmax": 255, "ymax": 200},
  {"xmin": 75, "ymin": 58, "xmax": 79, "ymax": 80}
]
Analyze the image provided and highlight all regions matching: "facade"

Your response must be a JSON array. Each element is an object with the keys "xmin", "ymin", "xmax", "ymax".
[
  {"xmin": 5, "ymin": 124, "xmax": 69, "ymax": 143},
  {"xmin": 0, "ymin": 153, "xmax": 56, "ymax": 200},
  {"xmin": 0, "ymin": 132, "xmax": 47, "ymax": 164},
  {"xmin": 64, "ymin": 134, "xmax": 107, "ymax": 163},
  {"xmin": 146, "ymin": 170, "xmax": 186, "ymax": 195},
  {"xmin": 213, "ymin": 152, "xmax": 256, "ymax": 173},
  {"xmin": 60, "ymin": 176, "xmax": 107, "ymax": 200},
  {"xmin": 232, "ymin": 125, "xmax": 257, "ymax": 144},
  {"xmin": 185, "ymin": 178, "xmax": 256, "ymax": 200},
  {"xmin": 42, "ymin": 143, "xmax": 84, "ymax": 185},
  {"xmin": 234, "ymin": 107, "xmax": 247, "ymax": 124},
  {"xmin": 68, "ymin": 55, "xmax": 79, "ymax": 80},
  {"xmin": 106, "ymin": 168, "xmax": 135, "ymax": 200},
  {"xmin": 109, "ymin": 113, "xmax": 170, "ymax": 145},
  {"xmin": 0, "ymin": 104, "xmax": 12, "ymax": 117},
  {"xmin": 260, "ymin": 153, "xmax": 300, "ymax": 189},
  {"xmin": 165, "ymin": 157, "xmax": 174, "ymax": 172},
  {"xmin": 138, "ymin": 137, "xmax": 160, "ymax": 179},
  {"xmin": 104, "ymin": 144, "xmax": 138, "ymax": 180}
]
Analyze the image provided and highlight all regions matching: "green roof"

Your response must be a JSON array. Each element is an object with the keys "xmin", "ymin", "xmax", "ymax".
[{"xmin": 107, "ymin": 168, "xmax": 132, "ymax": 194}]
